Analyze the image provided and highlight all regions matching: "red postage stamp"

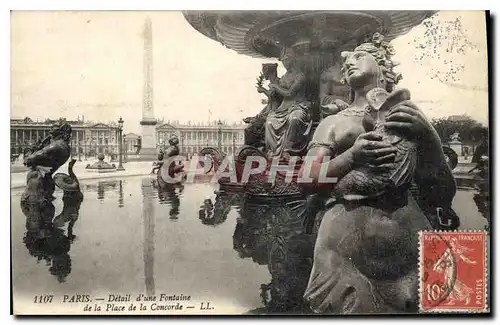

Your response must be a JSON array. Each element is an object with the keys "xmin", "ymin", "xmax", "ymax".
[{"xmin": 419, "ymin": 231, "xmax": 488, "ymax": 313}]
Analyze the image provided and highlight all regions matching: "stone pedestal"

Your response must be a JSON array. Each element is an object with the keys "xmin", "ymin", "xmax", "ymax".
[
  {"xmin": 449, "ymin": 140, "xmax": 463, "ymax": 156},
  {"xmin": 136, "ymin": 118, "xmax": 158, "ymax": 161}
]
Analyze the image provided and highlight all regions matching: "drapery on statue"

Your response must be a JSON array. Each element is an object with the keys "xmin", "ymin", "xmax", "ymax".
[
  {"xmin": 22, "ymin": 122, "xmax": 72, "ymax": 205},
  {"xmin": 243, "ymin": 63, "xmax": 282, "ymax": 149},
  {"xmin": 264, "ymin": 47, "xmax": 313, "ymax": 158},
  {"xmin": 299, "ymin": 33, "xmax": 456, "ymax": 314}
]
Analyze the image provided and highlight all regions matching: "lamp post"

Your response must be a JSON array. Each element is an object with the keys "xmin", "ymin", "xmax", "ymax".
[
  {"xmin": 232, "ymin": 133, "xmax": 236, "ymax": 155},
  {"xmin": 123, "ymin": 137, "xmax": 127, "ymax": 163},
  {"xmin": 85, "ymin": 138, "xmax": 89, "ymax": 159},
  {"xmin": 217, "ymin": 120, "xmax": 222, "ymax": 153},
  {"xmin": 117, "ymin": 117, "xmax": 125, "ymax": 171}
]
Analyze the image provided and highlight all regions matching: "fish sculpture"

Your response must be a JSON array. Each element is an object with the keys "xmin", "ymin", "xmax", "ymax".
[{"xmin": 334, "ymin": 87, "xmax": 416, "ymax": 200}]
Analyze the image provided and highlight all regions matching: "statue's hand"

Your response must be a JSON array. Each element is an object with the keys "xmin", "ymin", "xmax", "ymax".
[
  {"xmin": 384, "ymin": 100, "xmax": 434, "ymax": 140},
  {"xmin": 243, "ymin": 117, "xmax": 253, "ymax": 123},
  {"xmin": 350, "ymin": 131, "xmax": 397, "ymax": 168},
  {"xmin": 333, "ymin": 99, "xmax": 349, "ymax": 111},
  {"xmin": 257, "ymin": 86, "xmax": 266, "ymax": 94},
  {"xmin": 321, "ymin": 104, "xmax": 341, "ymax": 116}
]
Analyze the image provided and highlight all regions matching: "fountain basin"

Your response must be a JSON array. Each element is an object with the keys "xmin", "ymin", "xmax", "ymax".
[{"xmin": 85, "ymin": 153, "xmax": 117, "ymax": 173}]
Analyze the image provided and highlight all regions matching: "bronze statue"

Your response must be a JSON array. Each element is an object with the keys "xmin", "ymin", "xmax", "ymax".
[
  {"xmin": 243, "ymin": 63, "xmax": 282, "ymax": 149},
  {"xmin": 23, "ymin": 158, "xmax": 82, "ymax": 283},
  {"xmin": 53, "ymin": 159, "xmax": 84, "ymax": 228},
  {"xmin": 319, "ymin": 65, "xmax": 350, "ymax": 118},
  {"xmin": 157, "ymin": 135, "xmax": 185, "ymax": 186},
  {"xmin": 300, "ymin": 33, "xmax": 456, "ymax": 314},
  {"xmin": 22, "ymin": 122, "xmax": 72, "ymax": 205},
  {"xmin": 265, "ymin": 48, "xmax": 313, "ymax": 158}
]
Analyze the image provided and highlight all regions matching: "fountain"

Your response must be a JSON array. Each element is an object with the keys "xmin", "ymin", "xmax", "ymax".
[
  {"xmin": 185, "ymin": 11, "xmax": 436, "ymax": 197},
  {"xmin": 184, "ymin": 11, "xmax": 446, "ymax": 314},
  {"xmin": 85, "ymin": 153, "xmax": 117, "ymax": 173}
]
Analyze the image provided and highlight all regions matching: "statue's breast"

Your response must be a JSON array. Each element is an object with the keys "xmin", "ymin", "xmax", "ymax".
[{"xmin": 332, "ymin": 116, "xmax": 366, "ymax": 154}]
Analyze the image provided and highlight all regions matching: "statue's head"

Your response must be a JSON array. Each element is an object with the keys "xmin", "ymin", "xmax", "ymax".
[
  {"xmin": 261, "ymin": 63, "xmax": 278, "ymax": 80},
  {"xmin": 168, "ymin": 134, "xmax": 179, "ymax": 146},
  {"xmin": 279, "ymin": 47, "xmax": 295, "ymax": 69},
  {"xmin": 341, "ymin": 33, "xmax": 402, "ymax": 93},
  {"xmin": 50, "ymin": 122, "xmax": 72, "ymax": 143}
]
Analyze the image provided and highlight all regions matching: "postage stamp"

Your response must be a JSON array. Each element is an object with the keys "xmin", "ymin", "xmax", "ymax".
[{"xmin": 419, "ymin": 230, "xmax": 488, "ymax": 313}]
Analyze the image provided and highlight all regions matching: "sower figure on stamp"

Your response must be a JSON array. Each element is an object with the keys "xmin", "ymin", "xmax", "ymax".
[
  {"xmin": 432, "ymin": 237, "xmax": 477, "ymax": 306},
  {"xmin": 298, "ymin": 33, "xmax": 456, "ymax": 314}
]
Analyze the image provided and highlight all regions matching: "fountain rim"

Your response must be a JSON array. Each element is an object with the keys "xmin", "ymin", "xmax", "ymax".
[{"xmin": 182, "ymin": 10, "xmax": 438, "ymax": 59}]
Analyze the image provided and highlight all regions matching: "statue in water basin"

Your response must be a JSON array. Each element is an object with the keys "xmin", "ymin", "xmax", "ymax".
[
  {"xmin": 157, "ymin": 134, "xmax": 185, "ymax": 187},
  {"xmin": 22, "ymin": 122, "xmax": 72, "ymax": 206},
  {"xmin": 243, "ymin": 63, "xmax": 282, "ymax": 149},
  {"xmin": 265, "ymin": 47, "xmax": 313, "ymax": 158},
  {"xmin": 299, "ymin": 33, "xmax": 457, "ymax": 313},
  {"xmin": 244, "ymin": 49, "xmax": 313, "ymax": 158}
]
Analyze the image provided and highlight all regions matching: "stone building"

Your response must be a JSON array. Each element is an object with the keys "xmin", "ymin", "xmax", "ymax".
[
  {"xmin": 11, "ymin": 117, "xmax": 246, "ymax": 159},
  {"xmin": 123, "ymin": 132, "xmax": 141, "ymax": 155},
  {"xmin": 10, "ymin": 117, "xmax": 121, "ymax": 158},
  {"xmin": 155, "ymin": 121, "xmax": 245, "ymax": 157}
]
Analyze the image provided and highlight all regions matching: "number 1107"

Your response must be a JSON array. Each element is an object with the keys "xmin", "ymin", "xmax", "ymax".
[{"xmin": 33, "ymin": 295, "xmax": 54, "ymax": 303}]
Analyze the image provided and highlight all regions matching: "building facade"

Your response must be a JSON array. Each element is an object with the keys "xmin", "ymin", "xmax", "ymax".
[
  {"xmin": 156, "ymin": 121, "xmax": 245, "ymax": 157},
  {"xmin": 123, "ymin": 132, "xmax": 141, "ymax": 155},
  {"xmin": 11, "ymin": 117, "xmax": 246, "ymax": 159},
  {"xmin": 10, "ymin": 117, "xmax": 121, "ymax": 158}
]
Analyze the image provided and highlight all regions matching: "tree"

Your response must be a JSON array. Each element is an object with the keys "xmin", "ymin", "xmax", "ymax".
[{"xmin": 431, "ymin": 115, "xmax": 487, "ymax": 143}]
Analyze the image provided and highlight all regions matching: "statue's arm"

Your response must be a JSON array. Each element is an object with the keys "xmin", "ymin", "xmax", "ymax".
[
  {"xmin": 271, "ymin": 73, "xmax": 305, "ymax": 97},
  {"xmin": 298, "ymin": 116, "xmax": 354, "ymax": 190},
  {"xmin": 257, "ymin": 87, "xmax": 271, "ymax": 98},
  {"xmin": 25, "ymin": 141, "xmax": 69, "ymax": 167},
  {"xmin": 256, "ymin": 104, "xmax": 270, "ymax": 119},
  {"xmin": 385, "ymin": 101, "xmax": 457, "ymax": 208}
]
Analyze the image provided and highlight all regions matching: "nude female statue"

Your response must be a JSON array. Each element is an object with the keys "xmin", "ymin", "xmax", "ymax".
[
  {"xmin": 299, "ymin": 33, "xmax": 456, "ymax": 313},
  {"xmin": 265, "ymin": 47, "xmax": 313, "ymax": 157}
]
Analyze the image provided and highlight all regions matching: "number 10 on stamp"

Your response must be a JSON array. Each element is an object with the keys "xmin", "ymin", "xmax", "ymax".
[{"xmin": 419, "ymin": 231, "xmax": 488, "ymax": 313}]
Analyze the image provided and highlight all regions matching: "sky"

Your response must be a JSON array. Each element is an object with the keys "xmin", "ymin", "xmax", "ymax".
[{"xmin": 11, "ymin": 11, "xmax": 488, "ymax": 134}]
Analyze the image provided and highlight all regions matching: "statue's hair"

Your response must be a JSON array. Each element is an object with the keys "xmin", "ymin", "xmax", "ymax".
[
  {"xmin": 341, "ymin": 33, "xmax": 402, "ymax": 93},
  {"xmin": 50, "ymin": 122, "xmax": 72, "ymax": 142},
  {"xmin": 169, "ymin": 134, "xmax": 179, "ymax": 145}
]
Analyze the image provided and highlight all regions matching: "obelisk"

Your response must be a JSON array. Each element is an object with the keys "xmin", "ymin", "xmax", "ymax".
[{"xmin": 138, "ymin": 17, "xmax": 158, "ymax": 160}]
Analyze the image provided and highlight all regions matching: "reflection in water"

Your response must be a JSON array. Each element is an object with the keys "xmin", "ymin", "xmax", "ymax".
[
  {"xmin": 242, "ymin": 198, "xmax": 315, "ymax": 313},
  {"xmin": 199, "ymin": 190, "xmax": 316, "ymax": 313},
  {"xmin": 83, "ymin": 181, "xmax": 118, "ymax": 201},
  {"xmin": 118, "ymin": 180, "xmax": 124, "ymax": 208},
  {"xmin": 142, "ymin": 178, "xmax": 156, "ymax": 296},
  {"xmin": 152, "ymin": 180, "xmax": 184, "ymax": 220},
  {"xmin": 198, "ymin": 191, "xmax": 243, "ymax": 226},
  {"xmin": 22, "ymin": 181, "xmax": 83, "ymax": 283}
]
